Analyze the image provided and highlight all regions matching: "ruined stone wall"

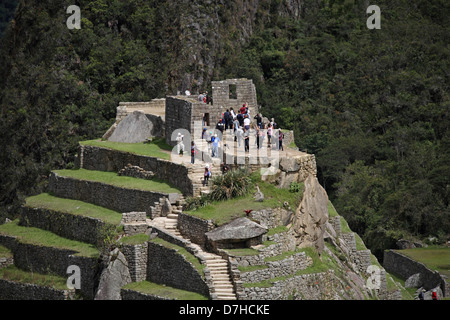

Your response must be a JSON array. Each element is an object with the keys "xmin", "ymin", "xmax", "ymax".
[
  {"xmin": 78, "ymin": 145, "xmax": 193, "ymax": 197},
  {"xmin": 0, "ymin": 234, "xmax": 99, "ymax": 299},
  {"xmin": 177, "ymin": 212, "xmax": 215, "ymax": 248},
  {"xmin": 165, "ymin": 97, "xmax": 194, "ymax": 147},
  {"xmin": 48, "ymin": 172, "xmax": 180, "ymax": 215},
  {"xmin": 239, "ymin": 252, "xmax": 313, "ymax": 284},
  {"xmin": 243, "ymin": 270, "xmax": 347, "ymax": 300},
  {"xmin": 383, "ymin": 250, "xmax": 447, "ymax": 296},
  {"xmin": 0, "ymin": 279, "xmax": 75, "ymax": 300},
  {"xmin": 121, "ymin": 242, "xmax": 148, "ymax": 283},
  {"xmin": 20, "ymin": 206, "xmax": 109, "ymax": 246},
  {"xmin": 121, "ymin": 288, "xmax": 173, "ymax": 300},
  {"xmin": 212, "ymin": 79, "xmax": 258, "ymax": 118},
  {"xmin": 147, "ymin": 241, "xmax": 209, "ymax": 297}
]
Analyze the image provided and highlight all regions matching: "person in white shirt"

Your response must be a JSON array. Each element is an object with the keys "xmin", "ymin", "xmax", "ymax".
[
  {"xmin": 243, "ymin": 115, "xmax": 250, "ymax": 130},
  {"xmin": 176, "ymin": 133, "xmax": 185, "ymax": 155}
]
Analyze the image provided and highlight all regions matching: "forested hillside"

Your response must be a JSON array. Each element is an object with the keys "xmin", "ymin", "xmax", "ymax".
[
  {"xmin": 0, "ymin": 0, "xmax": 17, "ymax": 40},
  {"xmin": 0, "ymin": 0, "xmax": 448, "ymax": 260}
]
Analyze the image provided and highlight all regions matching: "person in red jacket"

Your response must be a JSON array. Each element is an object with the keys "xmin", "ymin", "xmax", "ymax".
[{"xmin": 432, "ymin": 290, "xmax": 438, "ymax": 300}]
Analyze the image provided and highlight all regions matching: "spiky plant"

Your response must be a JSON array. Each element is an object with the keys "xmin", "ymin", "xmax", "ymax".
[{"xmin": 209, "ymin": 168, "xmax": 252, "ymax": 201}]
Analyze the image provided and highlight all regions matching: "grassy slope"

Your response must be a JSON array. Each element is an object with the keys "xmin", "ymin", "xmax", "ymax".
[
  {"xmin": 0, "ymin": 265, "xmax": 68, "ymax": 290},
  {"xmin": 397, "ymin": 246, "xmax": 450, "ymax": 278},
  {"xmin": 25, "ymin": 193, "xmax": 123, "ymax": 226},
  {"xmin": 122, "ymin": 281, "xmax": 208, "ymax": 300},
  {"xmin": 185, "ymin": 174, "xmax": 304, "ymax": 226},
  {"xmin": 80, "ymin": 138, "xmax": 172, "ymax": 160},
  {"xmin": 53, "ymin": 169, "xmax": 182, "ymax": 194},
  {"xmin": 0, "ymin": 220, "xmax": 98, "ymax": 258}
]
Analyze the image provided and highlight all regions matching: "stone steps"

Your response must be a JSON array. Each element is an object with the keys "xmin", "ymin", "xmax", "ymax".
[{"xmin": 146, "ymin": 205, "xmax": 237, "ymax": 300}]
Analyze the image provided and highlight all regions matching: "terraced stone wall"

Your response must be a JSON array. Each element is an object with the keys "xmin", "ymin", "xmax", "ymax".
[
  {"xmin": 20, "ymin": 206, "xmax": 108, "ymax": 246},
  {"xmin": 383, "ymin": 250, "xmax": 447, "ymax": 296},
  {"xmin": 0, "ymin": 279, "xmax": 75, "ymax": 300},
  {"xmin": 147, "ymin": 241, "xmax": 209, "ymax": 297},
  {"xmin": 77, "ymin": 145, "xmax": 193, "ymax": 197},
  {"xmin": 0, "ymin": 234, "xmax": 99, "ymax": 299},
  {"xmin": 48, "ymin": 172, "xmax": 180, "ymax": 214},
  {"xmin": 177, "ymin": 212, "xmax": 215, "ymax": 247}
]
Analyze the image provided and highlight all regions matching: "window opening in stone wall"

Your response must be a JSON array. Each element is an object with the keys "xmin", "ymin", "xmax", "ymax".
[{"xmin": 229, "ymin": 84, "xmax": 237, "ymax": 100}]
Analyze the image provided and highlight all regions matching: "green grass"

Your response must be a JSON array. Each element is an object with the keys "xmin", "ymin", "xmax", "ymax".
[
  {"xmin": 0, "ymin": 245, "xmax": 12, "ymax": 258},
  {"xmin": 397, "ymin": 246, "xmax": 450, "ymax": 278},
  {"xmin": 25, "ymin": 193, "xmax": 123, "ymax": 226},
  {"xmin": 53, "ymin": 169, "xmax": 182, "ymax": 194},
  {"xmin": 0, "ymin": 265, "xmax": 68, "ymax": 290},
  {"xmin": 225, "ymin": 248, "xmax": 260, "ymax": 256},
  {"xmin": 185, "ymin": 172, "xmax": 303, "ymax": 226},
  {"xmin": 327, "ymin": 201, "xmax": 338, "ymax": 217},
  {"xmin": 266, "ymin": 225, "xmax": 288, "ymax": 236},
  {"xmin": 122, "ymin": 281, "xmax": 209, "ymax": 300},
  {"xmin": 119, "ymin": 234, "xmax": 150, "ymax": 245},
  {"xmin": 81, "ymin": 138, "xmax": 172, "ymax": 160},
  {"xmin": 0, "ymin": 220, "xmax": 99, "ymax": 258}
]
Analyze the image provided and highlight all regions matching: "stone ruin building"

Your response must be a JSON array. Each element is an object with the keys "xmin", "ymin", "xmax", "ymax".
[{"xmin": 104, "ymin": 78, "xmax": 260, "ymax": 147}]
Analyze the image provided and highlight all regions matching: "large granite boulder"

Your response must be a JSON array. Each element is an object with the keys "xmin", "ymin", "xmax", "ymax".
[
  {"xmin": 206, "ymin": 217, "xmax": 267, "ymax": 249},
  {"xmin": 108, "ymin": 110, "xmax": 154, "ymax": 143},
  {"xmin": 95, "ymin": 248, "xmax": 132, "ymax": 300},
  {"xmin": 290, "ymin": 174, "xmax": 329, "ymax": 254}
]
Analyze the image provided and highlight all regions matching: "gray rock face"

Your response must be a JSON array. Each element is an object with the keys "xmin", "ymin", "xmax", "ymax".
[
  {"xmin": 290, "ymin": 174, "xmax": 329, "ymax": 254},
  {"xmin": 205, "ymin": 217, "xmax": 267, "ymax": 242},
  {"xmin": 108, "ymin": 111, "xmax": 154, "ymax": 143},
  {"xmin": 95, "ymin": 249, "xmax": 132, "ymax": 300},
  {"xmin": 160, "ymin": 197, "xmax": 172, "ymax": 217},
  {"xmin": 405, "ymin": 273, "xmax": 422, "ymax": 288}
]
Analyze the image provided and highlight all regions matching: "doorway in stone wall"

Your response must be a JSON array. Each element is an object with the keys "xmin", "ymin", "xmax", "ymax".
[{"xmin": 203, "ymin": 113, "xmax": 210, "ymax": 127}]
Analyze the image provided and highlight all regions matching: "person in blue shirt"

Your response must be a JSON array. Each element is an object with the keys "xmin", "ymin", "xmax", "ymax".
[{"xmin": 212, "ymin": 134, "xmax": 220, "ymax": 158}]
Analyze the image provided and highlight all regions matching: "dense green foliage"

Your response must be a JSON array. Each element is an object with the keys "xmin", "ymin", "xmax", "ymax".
[
  {"xmin": 219, "ymin": 0, "xmax": 450, "ymax": 258},
  {"xmin": 0, "ymin": 0, "xmax": 448, "ymax": 259},
  {"xmin": 0, "ymin": 0, "xmax": 17, "ymax": 40}
]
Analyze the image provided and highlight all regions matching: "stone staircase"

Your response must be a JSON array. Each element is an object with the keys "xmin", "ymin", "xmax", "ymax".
[
  {"xmin": 188, "ymin": 162, "xmax": 222, "ymax": 197},
  {"xmin": 147, "ymin": 210, "xmax": 237, "ymax": 300}
]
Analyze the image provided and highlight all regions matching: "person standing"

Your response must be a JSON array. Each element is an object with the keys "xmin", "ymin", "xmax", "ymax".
[
  {"xmin": 203, "ymin": 165, "xmax": 211, "ymax": 186},
  {"xmin": 254, "ymin": 113, "xmax": 262, "ymax": 129},
  {"xmin": 278, "ymin": 129, "xmax": 284, "ymax": 151},
  {"xmin": 267, "ymin": 124, "xmax": 272, "ymax": 149},
  {"xmin": 224, "ymin": 109, "xmax": 230, "ymax": 130},
  {"xmin": 212, "ymin": 134, "xmax": 220, "ymax": 158},
  {"xmin": 216, "ymin": 119, "xmax": 224, "ymax": 134},
  {"xmin": 432, "ymin": 290, "xmax": 438, "ymax": 300},
  {"xmin": 243, "ymin": 114, "xmax": 250, "ymax": 131},
  {"xmin": 255, "ymin": 127, "xmax": 260, "ymax": 149},
  {"xmin": 236, "ymin": 126, "xmax": 243, "ymax": 148},
  {"xmin": 176, "ymin": 133, "xmax": 184, "ymax": 155},
  {"xmin": 243, "ymin": 128, "xmax": 250, "ymax": 153},
  {"xmin": 191, "ymin": 141, "xmax": 198, "ymax": 164}
]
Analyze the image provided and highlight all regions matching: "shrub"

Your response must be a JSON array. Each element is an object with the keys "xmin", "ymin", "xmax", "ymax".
[{"xmin": 209, "ymin": 168, "xmax": 252, "ymax": 201}]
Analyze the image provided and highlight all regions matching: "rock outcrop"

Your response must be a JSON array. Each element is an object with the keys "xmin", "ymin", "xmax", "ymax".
[
  {"xmin": 206, "ymin": 217, "xmax": 267, "ymax": 249},
  {"xmin": 95, "ymin": 248, "xmax": 132, "ymax": 300},
  {"xmin": 289, "ymin": 174, "xmax": 329, "ymax": 254},
  {"xmin": 108, "ymin": 111, "xmax": 154, "ymax": 143}
]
